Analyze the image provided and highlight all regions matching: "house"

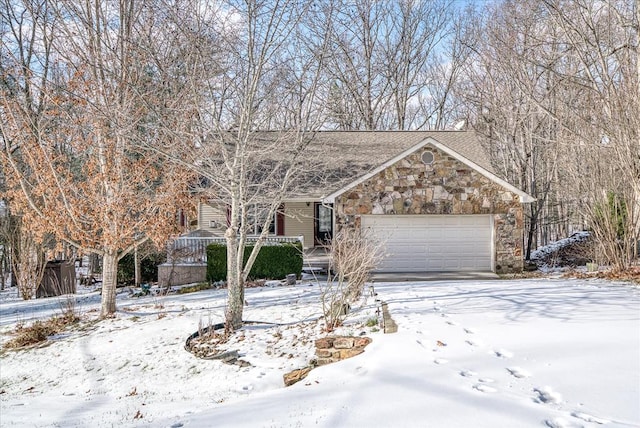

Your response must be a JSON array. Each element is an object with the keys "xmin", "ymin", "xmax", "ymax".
[{"xmin": 195, "ymin": 131, "xmax": 534, "ymax": 274}]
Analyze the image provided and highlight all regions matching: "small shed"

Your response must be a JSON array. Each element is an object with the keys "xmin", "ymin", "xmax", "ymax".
[{"xmin": 38, "ymin": 261, "xmax": 76, "ymax": 298}]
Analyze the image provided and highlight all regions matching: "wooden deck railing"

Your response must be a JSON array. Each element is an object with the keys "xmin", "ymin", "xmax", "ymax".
[{"xmin": 166, "ymin": 235, "xmax": 304, "ymax": 264}]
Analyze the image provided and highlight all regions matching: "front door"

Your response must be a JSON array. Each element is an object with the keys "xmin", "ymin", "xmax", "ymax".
[{"xmin": 314, "ymin": 203, "xmax": 333, "ymax": 246}]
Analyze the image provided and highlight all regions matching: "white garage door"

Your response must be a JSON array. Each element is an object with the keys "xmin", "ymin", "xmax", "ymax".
[{"xmin": 362, "ymin": 215, "xmax": 492, "ymax": 272}]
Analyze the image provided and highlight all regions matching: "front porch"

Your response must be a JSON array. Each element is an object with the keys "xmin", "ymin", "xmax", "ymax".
[
  {"xmin": 301, "ymin": 246, "xmax": 331, "ymax": 276},
  {"xmin": 157, "ymin": 235, "xmax": 329, "ymax": 286}
]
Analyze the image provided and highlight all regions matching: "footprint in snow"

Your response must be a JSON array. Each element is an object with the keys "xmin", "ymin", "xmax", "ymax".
[
  {"xmin": 463, "ymin": 328, "xmax": 476, "ymax": 334},
  {"xmin": 478, "ymin": 378, "xmax": 495, "ymax": 384},
  {"xmin": 240, "ymin": 385, "xmax": 254, "ymax": 393},
  {"xmin": 465, "ymin": 339, "xmax": 482, "ymax": 347},
  {"xmin": 571, "ymin": 411, "xmax": 609, "ymax": 425},
  {"xmin": 459, "ymin": 370, "xmax": 477, "ymax": 378},
  {"xmin": 543, "ymin": 418, "xmax": 571, "ymax": 428},
  {"xmin": 416, "ymin": 339, "xmax": 425, "ymax": 348},
  {"xmin": 445, "ymin": 320, "xmax": 459, "ymax": 326},
  {"xmin": 433, "ymin": 358, "xmax": 449, "ymax": 365},
  {"xmin": 506, "ymin": 367, "xmax": 531, "ymax": 379},
  {"xmin": 355, "ymin": 366, "xmax": 368, "ymax": 376},
  {"xmin": 494, "ymin": 349, "xmax": 514, "ymax": 359},
  {"xmin": 473, "ymin": 384, "xmax": 497, "ymax": 393},
  {"xmin": 534, "ymin": 387, "xmax": 562, "ymax": 404}
]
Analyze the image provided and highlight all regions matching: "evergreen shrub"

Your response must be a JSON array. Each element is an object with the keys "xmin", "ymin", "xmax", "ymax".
[{"xmin": 206, "ymin": 242, "xmax": 303, "ymax": 282}]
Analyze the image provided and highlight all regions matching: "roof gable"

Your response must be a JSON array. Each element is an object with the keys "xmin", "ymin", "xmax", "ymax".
[
  {"xmin": 289, "ymin": 130, "xmax": 497, "ymax": 199},
  {"xmin": 321, "ymin": 136, "xmax": 535, "ymax": 204}
]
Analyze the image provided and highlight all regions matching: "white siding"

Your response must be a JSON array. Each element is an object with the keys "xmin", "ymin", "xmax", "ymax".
[
  {"xmin": 198, "ymin": 202, "xmax": 227, "ymax": 236},
  {"xmin": 284, "ymin": 202, "xmax": 315, "ymax": 249}
]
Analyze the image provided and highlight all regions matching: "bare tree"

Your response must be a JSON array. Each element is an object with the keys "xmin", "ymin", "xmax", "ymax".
[
  {"xmin": 1, "ymin": 0, "xmax": 194, "ymax": 315},
  {"xmin": 458, "ymin": 0, "xmax": 638, "ymax": 268},
  {"xmin": 313, "ymin": 0, "xmax": 457, "ymax": 130},
  {"xmin": 152, "ymin": 0, "xmax": 328, "ymax": 331},
  {"xmin": 383, "ymin": 0, "xmax": 456, "ymax": 130},
  {"xmin": 321, "ymin": 228, "xmax": 382, "ymax": 332},
  {"xmin": 537, "ymin": 0, "xmax": 639, "ymax": 269}
]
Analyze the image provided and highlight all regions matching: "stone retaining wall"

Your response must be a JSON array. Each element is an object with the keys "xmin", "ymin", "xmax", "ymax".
[
  {"xmin": 283, "ymin": 335, "xmax": 372, "ymax": 386},
  {"xmin": 314, "ymin": 336, "xmax": 372, "ymax": 366}
]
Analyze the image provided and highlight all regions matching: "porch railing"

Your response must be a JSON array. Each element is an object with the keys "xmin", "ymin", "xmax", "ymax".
[{"xmin": 166, "ymin": 235, "xmax": 304, "ymax": 264}]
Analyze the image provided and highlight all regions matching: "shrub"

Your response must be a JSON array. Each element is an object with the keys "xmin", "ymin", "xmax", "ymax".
[
  {"xmin": 321, "ymin": 229, "xmax": 382, "ymax": 332},
  {"xmin": 206, "ymin": 242, "xmax": 303, "ymax": 282},
  {"xmin": 207, "ymin": 244, "xmax": 227, "ymax": 283},
  {"xmin": 365, "ymin": 317, "xmax": 378, "ymax": 327},
  {"xmin": 118, "ymin": 251, "xmax": 167, "ymax": 284}
]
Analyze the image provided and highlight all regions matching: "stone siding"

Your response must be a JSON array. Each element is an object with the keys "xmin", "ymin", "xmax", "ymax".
[{"xmin": 335, "ymin": 146, "xmax": 524, "ymax": 273}]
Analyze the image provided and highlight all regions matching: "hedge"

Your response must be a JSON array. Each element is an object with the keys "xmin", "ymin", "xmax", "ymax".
[
  {"xmin": 118, "ymin": 252, "xmax": 167, "ymax": 284},
  {"xmin": 206, "ymin": 242, "xmax": 303, "ymax": 282}
]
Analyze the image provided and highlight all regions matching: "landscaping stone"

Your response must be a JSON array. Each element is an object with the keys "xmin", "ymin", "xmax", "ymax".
[
  {"xmin": 333, "ymin": 337, "xmax": 355, "ymax": 349},
  {"xmin": 315, "ymin": 337, "xmax": 334, "ymax": 349},
  {"xmin": 285, "ymin": 335, "xmax": 373, "ymax": 385},
  {"xmin": 381, "ymin": 302, "xmax": 398, "ymax": 334},
  {"xmin": 313, "ymin": 335, "xmax": 372, "ymax": 366},
  {"xmin": 283, "ymin": 367, "xmax": 312, "ymax": 387}
]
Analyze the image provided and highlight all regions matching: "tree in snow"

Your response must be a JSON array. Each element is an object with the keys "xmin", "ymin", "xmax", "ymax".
[
  {"xmin": 1, "ymin": 0, "xmax": 195, "ymax": 315},
  {"xmin": 537, "ymin": 0, "xmax": 639, "ymax": 270},
  {"xmin": 458, "ymin": 0, "xmax": 639, "ymax": 268},
  {"xmin": 150, "ymin": 0, "xmax": 330, "ymax": 331}
]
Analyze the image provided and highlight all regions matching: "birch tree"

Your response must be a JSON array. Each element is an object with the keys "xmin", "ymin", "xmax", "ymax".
[{"xmin": 151, "ymin": 0, "xmax": 328, "ymax": 331}]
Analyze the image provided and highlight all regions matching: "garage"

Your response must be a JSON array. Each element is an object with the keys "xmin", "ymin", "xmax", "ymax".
[{"xmin": 361, "ymin": 215, "xmax": 493, "ymax": 272}]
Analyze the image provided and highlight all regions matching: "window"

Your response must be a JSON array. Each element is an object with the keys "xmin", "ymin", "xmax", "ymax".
[{"xmin": 421, "ymin": 151, "xmax": 434, "ymax": 164}]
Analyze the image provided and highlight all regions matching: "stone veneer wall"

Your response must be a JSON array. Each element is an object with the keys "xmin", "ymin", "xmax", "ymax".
[{"xmin": 334, "ymin": 146, "xmax": 525, "ymax": 273}]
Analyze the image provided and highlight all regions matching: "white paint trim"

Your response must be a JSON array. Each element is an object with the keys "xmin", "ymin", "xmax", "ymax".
[
  {"xmin": 283, "ymin": 197, "xmax": 321, "ymax": 203},
  {"xmin": 322, "ymin": 137, "xmax": 535, "ymax": 204},
  {"xmin": 491, "ymin": 213, "xmax": 498, "ymax": 274}
]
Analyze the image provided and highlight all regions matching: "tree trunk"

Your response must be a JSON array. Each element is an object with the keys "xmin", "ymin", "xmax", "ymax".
[
  {"xmin": 88, "ymin": 253, "xmax": 99, "ymax": 280},
  {"xmin": 0, "ymin": 253, "xmax": 5, "ymax": 290},
  {"xmin": 101, "ymin": 251, "xmax": 118, "ymax": 317},
  {"xmin": 225, "ymin": 227, "xmax": 244, "ymax": 331},
  {"xmin": 134, "ymin": 246, "xmax": 140, "ymax": 286}
]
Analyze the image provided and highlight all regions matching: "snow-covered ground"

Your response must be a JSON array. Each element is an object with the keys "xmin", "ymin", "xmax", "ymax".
[{"xmin": 1, "ymin": 277, "xmax": 639, "ymax": 428}]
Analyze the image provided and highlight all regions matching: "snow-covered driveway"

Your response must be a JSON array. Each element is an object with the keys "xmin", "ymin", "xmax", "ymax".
[{"xmin": 1, "ymin": 278, "xmax": 639, "ymax": 427}]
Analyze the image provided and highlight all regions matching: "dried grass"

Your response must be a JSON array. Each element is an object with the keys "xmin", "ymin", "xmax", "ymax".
[{"xmin": 4, "ymin": 313, "xmax": 80, "ymax": 349}]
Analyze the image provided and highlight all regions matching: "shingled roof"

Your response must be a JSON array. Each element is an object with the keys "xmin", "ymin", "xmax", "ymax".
[{"xmin": 289, "ymin": 130, "xmax": 495, "ymax": 199}]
